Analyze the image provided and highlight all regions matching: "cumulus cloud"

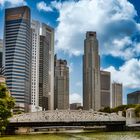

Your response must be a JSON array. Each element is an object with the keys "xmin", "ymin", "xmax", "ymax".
[
  {"xmin": 70, "ymin": 93, "xmax": 82, "ymax": 104},
  {"xmin": 53, "ymin": 0, "xmax": 140, "ymax": 59},
  {"xmin": 0, "ymin": 0, "xmax": 26, "ymax": 8},
  {"xmin": 68, "ymin": 62, "xmax": 73, "ymax": 73},
  {"xmin": 37, "ymin": 1, "xmax": 53, "ymax": 12},
  {"xmin": 104, "ymin": 58, "xmax": 140, "ymax": 89}
]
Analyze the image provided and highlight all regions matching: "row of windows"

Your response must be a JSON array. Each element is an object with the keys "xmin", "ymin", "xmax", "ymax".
[
  {"xmin": 6, "ymin": 39, "xmax": 30, "ymax": 46},
  {"xmin": 6, "ymin": 31, "xmax": 27, "ymax": 37},
  {"xmin": 6, "ymin": 51, "xmax": 30, "ymax": 58},
  {"xmin": 5, "ymin": 60, "xmax": 30, "ymax": 66},
  {"xmin": 5, "ymin": 67, "xmax": 25, "ymax": 71},
  {"xmin": 8, "ymin": 85, "xmax": 26, "ymax": 90},
  {"xmin": 11, "ymin": 93, "xmax": 25, "ymax": 96},
  {"xmin": 6, "ymin": 37, "xmax": 26, "ymax": 42},
  {"xmin": 6, "ymin": 56, "xmax": 25, "ymax": 61},
  {"xmin": 7, "ymin": 79, "xmax": 24, "ymax": 82},
  {"xmin": 5, "ymin": 73, "xmax": 26, "ymax": 77},
  {"xmin": 6, "ymin": 21, "xmax": 30, "ymax": 28},
  {"xmin": 6, "ymin": 24, "xmax": 29, "ymax": 30},
  {"xmin": 5, "ymin": 33, "xmax": 27, "ymax": 39},
  {"xmin": 6, "ymin": 19, "xmax": 29, "ymax": 25}
]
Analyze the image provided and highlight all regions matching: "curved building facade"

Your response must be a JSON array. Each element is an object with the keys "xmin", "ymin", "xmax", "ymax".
[{"xmin": 4, "ymin": 6, "xmax": 31, "ymax": 112}]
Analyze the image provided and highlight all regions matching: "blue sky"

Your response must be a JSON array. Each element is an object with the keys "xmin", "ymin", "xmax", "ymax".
[{"xmin": 0, "ymin": 0, "xmax": 140, "ymax": 104}]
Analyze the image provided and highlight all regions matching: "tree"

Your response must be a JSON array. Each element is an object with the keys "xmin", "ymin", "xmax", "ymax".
[
  {"xmin": 0, "ymin": 82, "xmax": 15, "ymax": 134},
  {"xmin": 135, "ymin": 104, "xmax": 140, "ymax": 117},
  {"xmin": 99, "ymin": 107, "xmax": 112, "ymax": 113}
]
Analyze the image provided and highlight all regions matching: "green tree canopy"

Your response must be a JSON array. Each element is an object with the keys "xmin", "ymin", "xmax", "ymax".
[
  {"xmin": 100, "ymin": 104, "xmax": 138, "ymax": 117},
  {"xmin": 0, "ymin": 82, "xmax": 15, "ymax": 133},
  {"xmin": 135, "ymin": 104, "xmax": 140, "ymax": 117}
]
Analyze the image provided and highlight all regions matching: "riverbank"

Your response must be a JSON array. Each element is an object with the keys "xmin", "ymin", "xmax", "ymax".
[{"xmin": 1, "ymin": 131, "xmax": 140, "ymax": 140}]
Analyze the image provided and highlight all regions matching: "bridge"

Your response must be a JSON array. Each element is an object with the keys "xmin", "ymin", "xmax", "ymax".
[{"xmin": 7, "ymin": 110, "xmax": 126, "ymax": 133}]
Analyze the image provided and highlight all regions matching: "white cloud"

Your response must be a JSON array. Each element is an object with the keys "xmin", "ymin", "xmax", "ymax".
[
  {"xmin": 51, "ymin": 0, "xmax": 62, "ymax": 10},
  {"xmin": 70, "ymin": 93, "xmax": 82, "ymax": 104},
  {"xmin": 104, "ymin": 58, "xmax": 140, "ymax": 89},
  {"xmin": 68, "ymin": 62, "xmax": 73, "ymax": 73},
  {"xmin": 37, "ymin": 1, "xmax": 53, "ymax": 12},
  {"xmin": 54, "ymin": 0, "xmax": 140, "ymax": 59},
  {"xmin": 0, "ymin": 0, "xmax": 26, "ymax": 8}
]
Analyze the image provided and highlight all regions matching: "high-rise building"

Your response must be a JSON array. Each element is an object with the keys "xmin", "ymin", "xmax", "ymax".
[
  {"xmin": 111, "ymin": 83, "xmax": 123, "ymax": 108},
  {"xmin": 4, "ymin": 6, "xmax": 31, "ymax": 112},
  {"xmin": 30, "ymin": 20, "xmax": 41, "ymax": 112},
  {"xmin": 54, "ymin": 55, "xmax": 69, "ymax": 110},
  {"xmin": 100, "ymin": 70, "xmax": 111, "ymax": 109},
  {"xmin": 127, "ymin": 91, "xmax": 140, "ymax": 105},
  {"xmin": 39, "ymin": 23, "xmax": 54, "ymax": 110},
  {"xmin": 0, "ymin": 39, "xmax": 3, "ymax": 69},
  {"xmin": 83, "ymin": 31, "xmax": 101, "ymax": 111}
]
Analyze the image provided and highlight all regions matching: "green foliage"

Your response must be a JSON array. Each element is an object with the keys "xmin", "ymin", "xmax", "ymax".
[
  {"xmin": 100, "ymin": 104, "xmax": 139, "ymax": 117},
  {"xmin": 0, "ymin": 82, "xmax": 15, "ymax": 133},
  {"xmin": 99, "ymin": 107, "xmax": 112, "ymax": 113},
  {"xmin": 135, "ymin": 104, "xmax": 140, "ymax": 117},
  {"xmin": 15, "ymin": 111, "xmax": 22, "ymax": 115}
]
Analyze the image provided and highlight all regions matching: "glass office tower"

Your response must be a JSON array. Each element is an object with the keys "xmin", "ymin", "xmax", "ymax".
[{"xmin": 4, "ymin": 6, "xmax": 31, "ymax": 112}]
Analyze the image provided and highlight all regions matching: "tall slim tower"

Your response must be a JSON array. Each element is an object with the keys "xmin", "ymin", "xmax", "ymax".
[
  {"xmin": 4, "ymin": 6, "xmax": 31, "ymax": 112},
  {"xmin": 30, "ymin": 20, "xmax": 40, "ymax": 112},
  {"xmin": 83, "ymin": 31, "xmax": 100, "ymax": 111},
  {"xmin": 39, "ymin": 23, "xmax": 54, "ymax": 110},
  {"xmin": 54, "ymin": 55, "xmax": 69, "ymax": 110}
]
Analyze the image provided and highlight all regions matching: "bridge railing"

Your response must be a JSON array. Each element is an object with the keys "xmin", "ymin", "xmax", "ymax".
[{"xmin": 10, "ymin": 110, "xmax": 126, "ymax": 123}]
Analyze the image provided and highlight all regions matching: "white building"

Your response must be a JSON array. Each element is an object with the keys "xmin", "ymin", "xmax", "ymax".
[
  {"xmin": 31, "ymin": 20, "xmax": 41, "ymax": 112},
  {"xmin": 30, "ymin": 21, "xmax": 54, "ymax": 112}
]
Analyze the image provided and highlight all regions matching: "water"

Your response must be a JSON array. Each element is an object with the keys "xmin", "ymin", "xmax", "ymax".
[{"xmin": 0, "ymin": 131, "xmax": 140, "ymax": 140}]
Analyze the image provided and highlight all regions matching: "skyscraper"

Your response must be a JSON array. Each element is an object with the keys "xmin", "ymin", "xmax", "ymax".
[
  {"xmin": 83, "ymin": 31, "xmax": 101, "ymax": 111},
  {"xmin": 54, "ymin": 55, "xmax": 69, "ymax": 110},
  {"xmin": 30, "ymin": 20, "xmax": 40, "ymax": 112},
  {"xmin": 4, "ymin": 6, "xmax": 31, "ymax": 112},
  {"xmin": 0, "ymin": 39, "xmax": 3, "ymax": 69},
  {"xmin": 111, "ymin": 83, "xmax": 123, "ymax": 108},
  {"xmin": 39, "ymin": 23, "xmax": 54, "ymax": 110},
  {"xmin": 100, "ymin": 70, "xmax": 111, "ymax": 109}
]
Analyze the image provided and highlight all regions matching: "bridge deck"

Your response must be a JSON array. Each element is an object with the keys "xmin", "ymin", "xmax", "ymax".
[{"xmin": 8, "ymin": 121, "xmax": 126, "ymax": 128}]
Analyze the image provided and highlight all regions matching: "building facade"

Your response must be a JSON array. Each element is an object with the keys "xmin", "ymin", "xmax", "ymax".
[
  {"xmin": 111, "ymin": 83, "xmax": 123, "ymax": 108},
  {"xmin": 83, "ymin": 31, "xmax": 101, "ymax": 111},
  {"xmin": 0, "ymin": 39, "xmax": 3, "ymax": 75},
  {"xmin": 127, "ymin": 91, "xmax": 140, "ymax": 104},
  {"xmin": 54, "ymin": 55, "xmax": 69, "ymax": 110},
  {"xmin": 70, "ymin": 103, "xmax": 81, "ymax": 110},
  {"xmin": 100, "ymin": 70, "xmax": 111, "ymax": 109},
  {"xmin": 0, "ymin": 39, "xmax": 3, "ymax": 69},
  {"xmin": 30, "ymin": 20, "xmax": 41, "ymax": 112},
  {"xmin": 39, "ymin": 23, "xmax": 54, "ymax": 110},
  {"xmin": 4, "ymin": 6, "xmax": 32, "ymax": 112}
]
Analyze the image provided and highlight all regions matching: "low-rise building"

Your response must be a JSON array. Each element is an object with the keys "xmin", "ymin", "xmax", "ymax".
[{"xmin": 70, "ymin": 103, "xmax": 81, "ymax": 110}]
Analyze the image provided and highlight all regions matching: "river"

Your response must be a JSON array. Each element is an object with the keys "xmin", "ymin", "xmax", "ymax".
[{"xmin": 0, "ymin": 131, "xmax": 140, "ymax": 140}]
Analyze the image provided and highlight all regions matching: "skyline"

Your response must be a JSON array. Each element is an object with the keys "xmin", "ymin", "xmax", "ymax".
[{"xmin": 0, "ymin": 0, "xmax": 140, "ymax": 104}]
